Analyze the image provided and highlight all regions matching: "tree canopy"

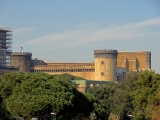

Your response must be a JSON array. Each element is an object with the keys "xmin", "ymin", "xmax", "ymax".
[
  {"xmin": 87, "ymin": 72, "xmax": 139, "ymax": 120},
  {"xmin": 0, "ymin": 72, "xmax": 103, "ymax": 119},
  {"xmin": 88, "ymin": 71, "xmax": 160, "ymax": 120},
  {"xmin": 0, "ymin": 71, "xmax": 160, "ymax": 120},
  {"xmin": 88, "ymin": 82, "xmax": 116, "ymax": 119},
  {"xmin": 131, "ymin": 70, "xmax": 160, "ymax": 120}
]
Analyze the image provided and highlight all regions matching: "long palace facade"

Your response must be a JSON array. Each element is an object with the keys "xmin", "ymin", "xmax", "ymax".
[{"xmin": 10, "ymin": 49, "xmax": 151, "ymax": 81}]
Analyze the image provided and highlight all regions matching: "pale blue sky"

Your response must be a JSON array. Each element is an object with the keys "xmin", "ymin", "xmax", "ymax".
[{"xmin": 0, "ymin": 0, "xmax": 160, "ymax": 73}]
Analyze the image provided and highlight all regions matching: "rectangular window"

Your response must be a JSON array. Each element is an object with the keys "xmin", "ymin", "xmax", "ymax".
[
  {"xmin": 101, "ymin": 61, "xmax": 104, "ymax": 64},
  {"xmin": 101, "ymin": 72, "xmax": 104, "ymax": 76}
]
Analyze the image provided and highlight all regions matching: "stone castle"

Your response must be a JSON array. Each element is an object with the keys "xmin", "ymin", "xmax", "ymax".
[
  {"xmin": 10, "ymin": 49, "xmax": 151, "ymax": 93},
  {"xmin": 10, "ymin": 49, "xmax": 151, "ymax": 82}
]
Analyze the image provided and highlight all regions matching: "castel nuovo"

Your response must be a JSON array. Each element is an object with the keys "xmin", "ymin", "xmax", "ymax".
[{"xmin": 9, "ymin": 49, "xmax": 153, "ymax": 93}]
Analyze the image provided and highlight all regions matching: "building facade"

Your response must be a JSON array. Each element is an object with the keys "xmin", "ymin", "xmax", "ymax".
[
  {"xmin": 10, "ymin": 49, "xmax": 152, "ymax": 93},
  {"xmin": 10, "ymin": 52, "xmax": 32, "ymax": 72},
  {"xmin": 10, "ymin": 49, "xmax": 151, "ymax": 81},
  {"xmin": 117, "ymin": 51, "xmax": 151, "ymax": 71}
]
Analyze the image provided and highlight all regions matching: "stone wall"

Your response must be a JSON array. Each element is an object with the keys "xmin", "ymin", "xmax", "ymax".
[
  {"xmin": 72, "ymin": 80, "xmax": 111, "ymax": 93},
  {"xmin": 94, "ymin": 49, "xmax": 118, "ymax": 81},
  {"xmin": 31, "ymin": 62, "xmax": 95, "ymax": 80},
  {"xmin": 94, "ymin": 57, "xmax": 117, "ymax": 81},
  {"xmin": 117, "ymin": 51, "xmax": 151, "ymax": 71},
  {"xmin": 10, "ymin": 52, "xmax": 32, "ymax": 72}
]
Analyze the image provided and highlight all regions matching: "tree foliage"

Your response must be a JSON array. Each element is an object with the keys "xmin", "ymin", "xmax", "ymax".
[
  {"xmin": 110, "ymin": 72, "xmax": 138, "ymax": 119},
  {"xmin": 88, "ymin": 82, "xmax": 116, "ymax": 119},
  {"xmin": 88, "ymin": 71, "xmax": 160, "ymax": 120},
  {"xmin": 131, "ymin": 70, "xmax": 160, "ymax": 120},
  {"xmin": 88, "ymin": 72, "xmax": 139, "ymax": 120},
  {"xmin": 0, "ymin": 71, "xmax": 160, "ymax": 120},
  {"xmin": 0, "ymin": 72, "xmax": 101, "ymax": 119}
]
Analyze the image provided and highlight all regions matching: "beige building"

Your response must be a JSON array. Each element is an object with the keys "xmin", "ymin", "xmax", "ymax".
[
  {"xmin": 117, "ymin": 51, "xmax": 151, "ymax": 71},
  {"xmin": 10, "ymin": 49, "xmax": 151, "ymax": 82}
]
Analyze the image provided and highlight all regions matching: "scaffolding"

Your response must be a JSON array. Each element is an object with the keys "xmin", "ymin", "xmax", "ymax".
[{"xmin": 0, "ymin": 28, "xmax": 12, "ymax": 68}]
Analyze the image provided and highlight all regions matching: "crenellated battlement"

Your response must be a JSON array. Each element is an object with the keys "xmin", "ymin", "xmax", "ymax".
[
  {"xmin": 11, "ymin": 52, "xmax": 32, "ymax": 56},
  {"xmin": 94, "ymin": 49, "xmax": 118, "ymax": 58},
  {"xmin": 94, "ymin": 49, "xmax": 118, "ymax": 54}
]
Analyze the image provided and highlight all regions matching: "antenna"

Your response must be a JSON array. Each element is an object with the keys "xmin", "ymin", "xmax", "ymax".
[{"xmin": 20, "ymin": 46, "xmax": 23, "ymax": 52}]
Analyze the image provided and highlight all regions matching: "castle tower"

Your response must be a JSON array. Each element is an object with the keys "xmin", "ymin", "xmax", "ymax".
[
  {"xmin": 94, "ymin": 49, "xmax": 118, "ymax": 81},
  {"xmin": 10, "ymin": 52, "xmax": 32, "ymax": 72}
]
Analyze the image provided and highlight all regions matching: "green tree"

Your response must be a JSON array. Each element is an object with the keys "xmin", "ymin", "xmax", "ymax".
[
  {"xmin": 0, "ymin": 72, "xmax": 103, "ymax": 119},
  {"xmin": 58, "ymin": 73, "xmax": 86, "ymax": 81},
  {"xmin": 132, "ymin": 70, "xmax": 160, "ymax": 120},
  {"xmin": 88, "ymin": 82, "xmax": 116, "ymax": 119},
  {"xmin": 88, "ymin": 72, "xmax": 139, "ymax": 120},
  {"xmin": 1, "ymin": 72, "xmax": 76, "ymax": 118},
  {"xmin": 0, "ymin": 94, "xmax": 9, "ymax": 118},
  {"xmin": 110, "ymin": 72, "xmax": 138, "ymax": 120}
]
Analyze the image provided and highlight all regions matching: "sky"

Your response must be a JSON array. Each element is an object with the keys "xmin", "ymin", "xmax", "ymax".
[{"xmin": 0, "ymin": 0, "xmax": 160, "ymax": 73}]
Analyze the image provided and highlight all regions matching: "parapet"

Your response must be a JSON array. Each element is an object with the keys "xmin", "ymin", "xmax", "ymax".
[
  {"xmin": 137, "ymin": 51, "xmax": 151, "ymax": 54},
  {"xmin": 94, "ymin": 49, "xmax": 118, "ymax": 58},
  {"xmin": 11, "ymin": 52, "xmax": 32, "ymax": 56},
  {"xmin": 119, "ymin": 51, "xmax": 151, "ymax": 54},
  {"xmin": 94, "ymin": 49, "xmax": 118, "ymax": 54}
]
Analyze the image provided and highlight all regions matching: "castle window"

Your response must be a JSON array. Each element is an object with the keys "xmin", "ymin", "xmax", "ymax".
[
  {"xmin": 101, "ymin": 61, "xmax": 104, "ymax": 64},
  {"xmin": 101, "ymin": 72, "xmax": 104, "ymax": 76}
]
